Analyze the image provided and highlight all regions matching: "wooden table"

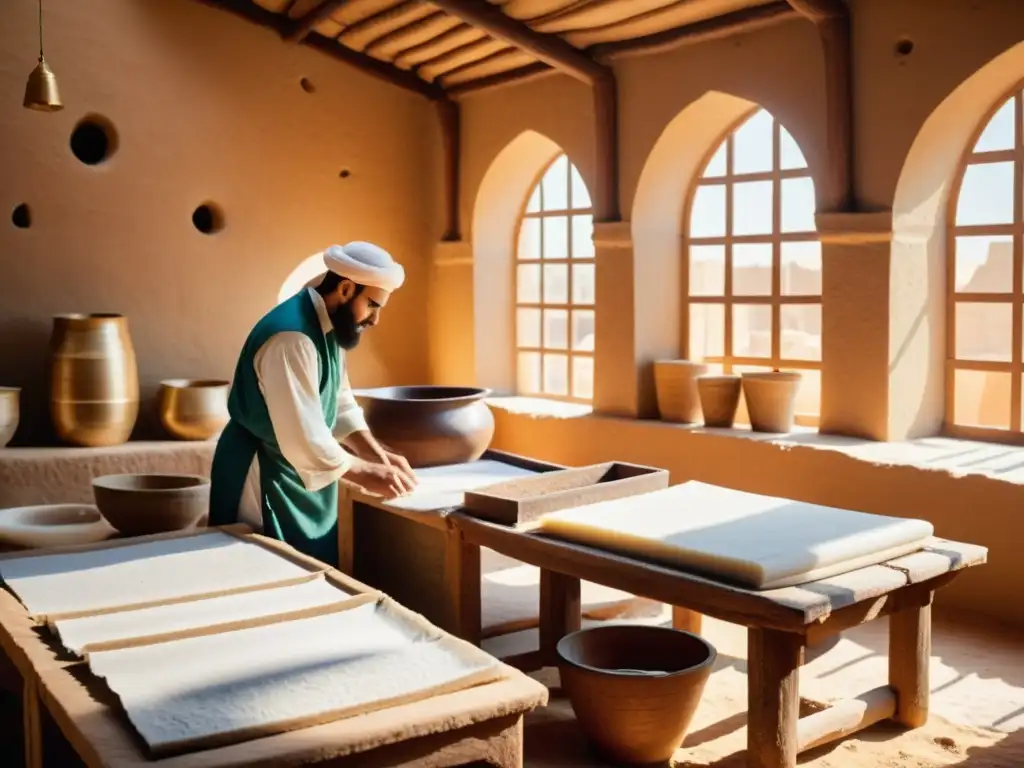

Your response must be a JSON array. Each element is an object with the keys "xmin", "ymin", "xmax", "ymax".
[
  {"xmin": 450, "ymin": 512, "xmax": 987, "ymax": 768},
  {"xmin": 0, "ymin": 526, "xmax": 548, "ymax": 768}
]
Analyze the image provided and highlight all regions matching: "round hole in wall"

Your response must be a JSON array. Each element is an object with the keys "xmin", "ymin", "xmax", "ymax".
[
  {"xmin": 11, "ymin": 203, "xmax": 31, "ymax": 229},
  {"xmin": 191, "ymin": 203, "xmax": 225, "ymax": 235},
  {"xmin": 339, "ymin": 169, "xmax": 351, "ymax": 179},
  {"xmin": 300, "ymin": 77, "xmax": 316, "ymax": 94},
  {"xmin": 894, "ymin": 38, "xmax": 914, "ymax": 57},
  {"xmin": 70, "ymin": 114, "xmax": 119, "ymax": 166}
]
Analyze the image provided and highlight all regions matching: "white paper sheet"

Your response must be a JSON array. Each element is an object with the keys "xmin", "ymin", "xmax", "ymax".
[
  {"xmin": 52, "ymin": 576, "xmax": 351, "ymax": 655},
  {"xmin": 538, "ymin": 481, "xmax": 935, "ymax": 589},
  {"xmin": 0, "ymin": 531, "xmax": 314, "ymax": 617},
  {"xmin": 87, "ymin": 600, "xmax": 501, "ymax": 755},
  {"xmin": 383, "ymin": 460, "xmax": 537, "ymax": 511}
]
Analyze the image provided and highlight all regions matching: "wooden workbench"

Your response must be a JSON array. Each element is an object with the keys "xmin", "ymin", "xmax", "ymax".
[
  {"xmin": 0, "ymin": 525, "xmax": 548, "ymax": 768},
  {"xmin": 452, "ymin": 512, "xmax": 987, "ymax": 768}
]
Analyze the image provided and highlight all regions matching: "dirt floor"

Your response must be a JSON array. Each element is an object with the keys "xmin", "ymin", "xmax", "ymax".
[{"xmin": 482, "ymin": 607, "xmax": 1024, "ymax": 768}]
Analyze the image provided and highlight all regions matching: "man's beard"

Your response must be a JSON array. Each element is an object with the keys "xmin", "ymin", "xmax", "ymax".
[{"xmin": 330, "ymin": 303, "xmax": 368, "ymax": 350}]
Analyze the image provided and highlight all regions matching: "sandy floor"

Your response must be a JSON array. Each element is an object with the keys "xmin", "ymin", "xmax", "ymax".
[{"xmin": 484, "ymin": 607, "xmax": 1024, "ymax": 768}]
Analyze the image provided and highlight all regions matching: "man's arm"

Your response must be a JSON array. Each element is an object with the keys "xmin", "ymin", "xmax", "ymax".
[{"xmin": 255, "ymin": 333, "xmax": 358, "ymax": 492}]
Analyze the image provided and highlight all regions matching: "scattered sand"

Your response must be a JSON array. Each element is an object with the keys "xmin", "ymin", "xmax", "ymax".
[{"xmin": 490, "ymin": 609, "xmax": 1024, "ymax": 768}]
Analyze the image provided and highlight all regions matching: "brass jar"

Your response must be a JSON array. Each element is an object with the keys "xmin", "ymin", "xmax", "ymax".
[
  {"xmin": 159, "ymin": 379, "xmax": 230, "ymax": 440},
  {"xmin": 51, "ymin": 313, "xmax": 139, "ymax": 447},
  {"xmin": 0, "ymin": 387, "xmax": 19, "ymax": 447}
]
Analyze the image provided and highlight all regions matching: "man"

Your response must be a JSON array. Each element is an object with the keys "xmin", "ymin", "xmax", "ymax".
[{"xmin": 209, "ymin": 242, "xmax": 418, "ymax": 564}]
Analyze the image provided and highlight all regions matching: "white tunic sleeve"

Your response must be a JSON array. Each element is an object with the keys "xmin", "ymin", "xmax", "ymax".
[
  {"xmin": 334, "ymin": 367, "xmax": 370, "ymax": 440},
  {"xmin": 253, "ymin": 331, "xmax": 356, "ymax": 492}
]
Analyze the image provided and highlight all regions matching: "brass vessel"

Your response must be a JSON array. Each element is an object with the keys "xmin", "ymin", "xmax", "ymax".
[
  {"xmin": 158, "ymin": 379, "xmax": 230, "ymax": 441},
  {"xmin": 51, "ymin": 313, "xmax": 139, "ymax": 447},
  {"xmin": 0, "ymin": 387, "xmax": 20, "ymax": 447}
]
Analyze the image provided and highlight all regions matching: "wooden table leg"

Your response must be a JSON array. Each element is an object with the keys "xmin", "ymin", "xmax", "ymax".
[
  {"xmin": 336, "ymin": 488, "xmax": 354, "ymax": 576},
  {"xmin": 22, "ymin": 676, "xmax": 42, "ymax": 768},
  {"xmin": 889, "ymin": 599, "xmax": 931, "ymax": 728},
  {"xmin": 672, "ymin": 606, "xmax": 703, "ymax": 635},
  {"xmin": 539, "ymin": 570, "xmax": 581, "ymax": 665},
  {"xmin": 443, "ymin": 527, "xmax": 482, "ymax": 645},
  {"xmin": 747, "ymin": 628, "xmax": 803, "ymax": 768}
]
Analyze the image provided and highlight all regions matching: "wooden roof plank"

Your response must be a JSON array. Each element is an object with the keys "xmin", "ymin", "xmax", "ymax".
[{"xmin": 283, "ymin": 0, "xmax": 347, "ymax": 42}]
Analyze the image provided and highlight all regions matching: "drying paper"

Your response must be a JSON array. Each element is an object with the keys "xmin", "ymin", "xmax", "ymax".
[
  {"xmin": 538, "ymin": 480, "xmax": 935, "ymax": 589},
  {"xmin": 86, "ymin": 600, "xmax": 502, "ymax": 756},
  {"xmin": 0, "ymin": 531, "xmax": 315, "ymax": 617},
  {"xmin": 52, "ymin": 576, "xmax": 351, "ymax": 655}
]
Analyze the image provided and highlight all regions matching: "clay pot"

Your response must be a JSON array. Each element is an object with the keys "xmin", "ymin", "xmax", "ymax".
[
  {"xmin": 92, "ymin": 474, "xmax": 210, "ymax": 537},
  {"xmin": 354, "ymin": 386, "xmax": 494, "ymax": 468},
  {"xmin": 653, "ymin": 360, "xmax": 708, "ymax": 423},
  {"xmin": 742, "ymin": 371, "xmax": 803, "ymax": 433},
  {"xmin": 0, "ymin": 504, "xmax": 115, "ymax": 549},
  {"xmin": 0, "ymin": 387, "xmax": 19, "ymax": 447},
  {"xmin": 51, "ymin": 313, "xmax": 139, "ymax": 447},
  {"xmin": 557, "ymin": 624, "xmax": 716, "ymax": 765},
  {"xmin": 159, "ymin": 379, "xmax": 231, "ymax": 440},
  {"xmin": 696, "ymin": 374, "xmax": 741, "ymax": 427}
]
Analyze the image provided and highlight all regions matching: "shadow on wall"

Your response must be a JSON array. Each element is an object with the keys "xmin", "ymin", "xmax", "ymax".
[
  {"xmin": 890, "ymin": 39, "xmax": 1024, "ymax": 439},
  {"xmin": 0, "ymin": 318, "xmax": 57, "ymax": 446}
]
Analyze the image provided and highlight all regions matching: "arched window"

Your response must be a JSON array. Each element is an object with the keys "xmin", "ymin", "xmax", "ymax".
[
  {"xmin": 685, "ymin": 108, "xmax": 821, "ymax": 425},
  {"xmin": 514, "ymin": 154, "xmax": 595, "ymax": 401},
  {"xmin": 948, "ymin": 87, "xmax": 1024, "ymax": 438}
]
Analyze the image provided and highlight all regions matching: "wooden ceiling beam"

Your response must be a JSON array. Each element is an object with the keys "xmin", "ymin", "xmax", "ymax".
[
  {"xmin": 283, "ymin": 0, "xmax": 347, "ymax": 43},
  {"xmin": 198, "ymin": 0, "xmax": 444, "ymax": 99},
  {"xmin": 337, "ymin": 1, "xmax": 424, "ymax": 41},
  {"xmin": 445, "ymin": 61, "xmax": 554, "ymax": 97},
  {"xmin": 589, "ymin": 2, "xmax": 798, "ymax": 60},
  {"xmin": 425, "ymin": 0, "xmax": 610, "ymax": 84}
]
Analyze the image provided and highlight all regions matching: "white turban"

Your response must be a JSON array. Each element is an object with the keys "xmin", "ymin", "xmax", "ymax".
[{"xmin": 319, "ymin": 241, "xmax": 405, "ymax": 293}]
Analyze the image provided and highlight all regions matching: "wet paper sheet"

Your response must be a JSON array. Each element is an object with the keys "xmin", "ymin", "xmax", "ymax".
[
  {"xmin": 0, "ymin": 530, "xmax": 318, "ymax": 618},
  {"xmin": 384, "ymin": 460, "xmax": 537, "ymax": 512},
  {"xmin": 86, "ymin": 598, "xmax": 504, "ymax": 757},
  {"xmin": 538, "ymin": 480, "xmax": 935, "ymax": 589},
  {"xmin": 52, "ymin": 576, "xmax": 351, "ymax": 655}
]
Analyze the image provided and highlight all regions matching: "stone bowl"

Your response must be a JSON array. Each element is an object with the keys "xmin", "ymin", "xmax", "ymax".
[
  {"xmin": 557, "ymin": 624, "xmax": 717, "ymax": 765},
  {"xmin": 354, "ymin": 385, "xmax": 494, "ymax": 468},
  {"xmin": 0, "ymin": 504, "xmax": 115, "ymax": 549},
  {"xmin": 92, "ymin": 473, "xmax": 210, "ymax": 537}
]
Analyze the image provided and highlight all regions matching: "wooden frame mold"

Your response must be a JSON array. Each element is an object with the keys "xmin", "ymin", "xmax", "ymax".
[{"xmin": 462, "ymin": 461, "xmax": 669, "ymax": 526}]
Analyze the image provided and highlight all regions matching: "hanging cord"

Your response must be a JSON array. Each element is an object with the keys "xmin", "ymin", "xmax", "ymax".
[{"xmin": 37, "ymin": 0, "xmax": 44, "ymax": 62}]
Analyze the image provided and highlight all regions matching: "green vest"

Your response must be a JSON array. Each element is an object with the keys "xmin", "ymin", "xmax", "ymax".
[{"xmin": 209, "ymin": 289, "xmax": 342, "ymax": 565}]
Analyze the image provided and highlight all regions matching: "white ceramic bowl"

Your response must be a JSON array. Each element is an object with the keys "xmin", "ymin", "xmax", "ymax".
[{"xmin": 0, "ymin": 504, "xmax": 116, "ymax": 549}]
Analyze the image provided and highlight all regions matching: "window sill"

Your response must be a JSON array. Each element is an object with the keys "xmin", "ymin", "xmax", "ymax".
[{"xmin": 486, "ymin": 396, "xmax": 1024, "ymax": 485}]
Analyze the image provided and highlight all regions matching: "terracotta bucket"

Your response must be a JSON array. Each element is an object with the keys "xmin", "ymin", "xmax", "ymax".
[
  {"xmin": 741, "ymin": 371, "xmax": 803, "ymax": 433},
  {"xmin": 159, "ymin": 379, "xmax": 231, "ymax": 441},
  {"xmin": 653, "ymin": 360, "xmax": 708, "ymax": 423},
  {"xmin": 0, "ymin": 387, "xmax": 19, "ymax": 447},
  {"xmin": 557, "ymin": 624, "xmax": 717, "ymax": 765},
  {"xmin": 696, "ymin": 374, "xmax": 741, "ymax": 427}
]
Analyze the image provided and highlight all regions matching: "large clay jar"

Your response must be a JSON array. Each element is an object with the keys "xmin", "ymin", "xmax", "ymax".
[
  {"xmin": 159, "ymin": 379, "xmax": 231, "ymax": 440},
  {"xmin": 557, "ymin": 625, "xmax": 716, "ymax": 765},
  {"xmin": 92, "ymin": 473, "xmax": 210, "ymax": 536},
  {"xmin": 0, "ymin": 387, "xmax": 19, "ymax": 447},
  {"xmin": 742, "ymin": 371, "xmax": 803, "ymax": 433},
  {"xmin": 51, "ymin": 313, "xmax": 139, "ymax": 447},
  {"xmin": 354, "ymin": 386, "xmax": 494, "ymax": 468},
  {"xmin": 653, "ymin": 360, "xmax": 708, "ymax": 423},
  {"xmin": 696, "ymin": 374, "xmax": 741, "ymax": 427}
]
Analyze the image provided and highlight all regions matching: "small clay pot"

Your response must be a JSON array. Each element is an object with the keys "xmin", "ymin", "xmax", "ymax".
[
  {"xmin": 159, "ymin": 378, "xmax": 230, "ymax": 440},
  {"xmin": 92, "ymin": 473, "xmax": 210, "ymax": 537},
  {"xmin": 696, "ymin": 374, "xmax": 741, "ymax": 427},
  {"xmin": 653, "ymin": 360, "xmax": 708, "ymax": 423},
  {"xmin": 557, "ymin": 624, "xmax": 716, "ymax": 765},
  {"xmin": 0, "ymin": 387, "xmax": 19, "ymax": 448},
  {"xmin": 0, "ymin": 504, "xmax": 115, "ymax": 549},
  {"xmin": 354, "ymin": 386, "xmax": 494, "ymax": 468},
  {"xmin": 742, "ymin": 371, "xmax": 802, "ymax": 433}
]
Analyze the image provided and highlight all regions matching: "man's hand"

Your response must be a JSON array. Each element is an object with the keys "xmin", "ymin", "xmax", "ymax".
[
  {"xmin": 343, "ymin": 457, "xmax": 416, "ymax": 500},
  {"xmin": 379, "ymin": 449, "xmax": 418, "ymax": 490}
]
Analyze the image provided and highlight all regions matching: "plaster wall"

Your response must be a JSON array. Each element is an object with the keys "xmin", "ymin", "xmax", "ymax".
[
  {"xmin": 0, "ymin": 0, "xmax": 439, "ymax": 444},
  {"xmin": 432, "ymin": 0, "xmax": 1024, "ymax": 626}
]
